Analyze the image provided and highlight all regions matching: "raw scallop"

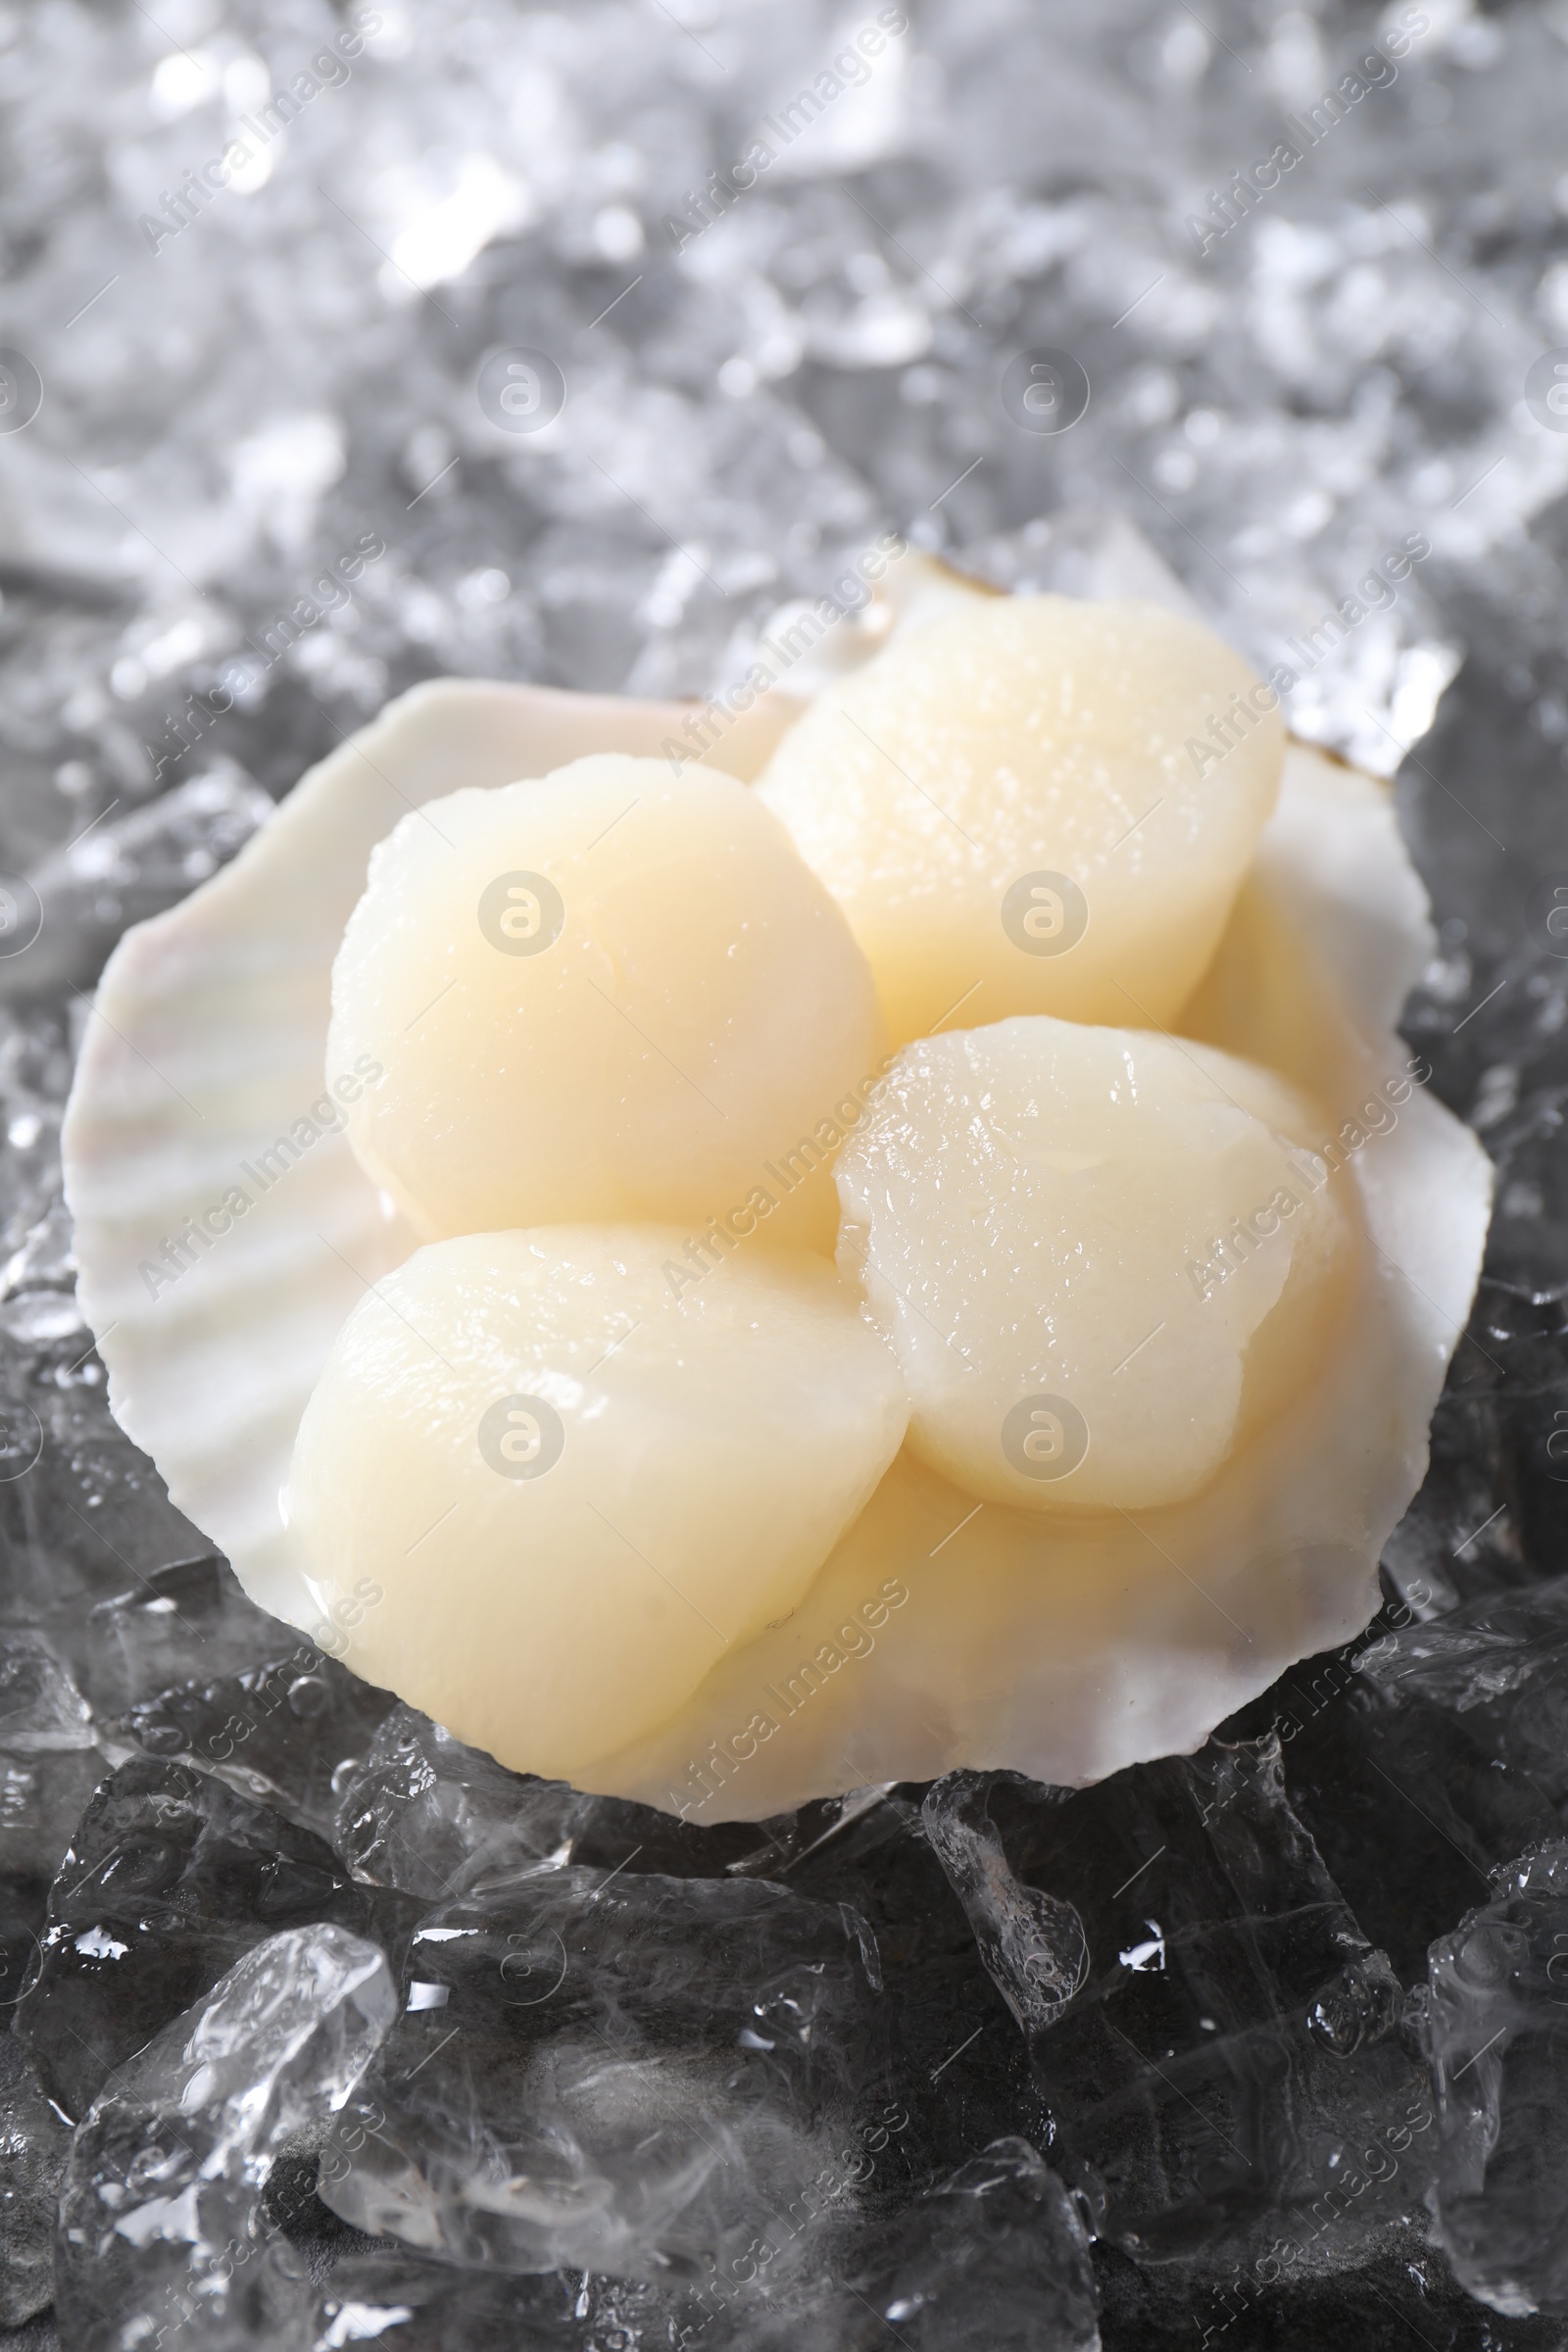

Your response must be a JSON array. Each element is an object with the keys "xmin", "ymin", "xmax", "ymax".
[
  {"xmin": 757, "ymin": 594, "xmax": 1283, "ymax": 1047},
  {"xmin": 328, "ymin": 755, "xmax": 883, "ymax": 1251},
  {"xmin": 835, "ymin": 1015, "xmax": 1355, "ymax": 1513},
  {"xmin": 284, "ymin": 1228, "xmax": 907, "ymax": 1777}
]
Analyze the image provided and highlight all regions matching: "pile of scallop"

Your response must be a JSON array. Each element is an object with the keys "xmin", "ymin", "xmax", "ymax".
[{"xmin": 65, "ymin": 581, "xmax": 1492, "ymax": 1815}]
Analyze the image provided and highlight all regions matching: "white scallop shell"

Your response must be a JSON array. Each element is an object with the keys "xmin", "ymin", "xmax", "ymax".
[{"xmin": 62, "ymin": 575, "xmax": 1492, "ymax": 1818}]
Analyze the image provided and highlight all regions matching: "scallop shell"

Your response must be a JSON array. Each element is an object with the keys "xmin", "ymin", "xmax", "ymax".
[{"xmin": 62, "ymin": 570, "xmax": 1492, "ymax": 1818}]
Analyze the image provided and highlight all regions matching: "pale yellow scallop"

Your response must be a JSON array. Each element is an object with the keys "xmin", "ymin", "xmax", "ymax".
[
  {"xmin": 282, "ymin": 1227, "xmax": 908, "ymax": 1779},
  {"xmin": 326, "ymin": 756, "xmax": 884, "ymax": 1250},
  {"xmin": 756, "ymin": 595, "xmax": 1284, "ymax": 1047},
  {"xmin": 834, "ymin": 1016, "xmax": 1356, "ymax": 1514}
]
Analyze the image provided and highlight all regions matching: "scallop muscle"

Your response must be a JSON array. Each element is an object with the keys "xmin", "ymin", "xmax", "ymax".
[
  {"xmin": 327, "ymin": 756, "xmax": 885, "ymax": 1249},
  {"xmin": 834, "ymin": 1016, "xmax": 1355, "ymax": 1514},
  {"xmin": 757, "ymin": 595, "xmax": 1283, "ymax": 1046},
  {"xmin": 283, "ymin": 1227, "xmax": 908, "ymax": 1779}
]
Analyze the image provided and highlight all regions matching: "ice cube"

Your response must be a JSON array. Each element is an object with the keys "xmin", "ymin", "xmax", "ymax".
[
  {"xmin": 56, "ymin": 1923, "xmax": 394, "ymax": 2352},
  {"xmin": 318, "ymin": 1865, "xmax": 887, "ymax": 2281},
  {"xmin": 334, "ymin": 1702, "xmax": 769, "ymax": 1901},
  {"xmin": 922, "ymin": 1743, "xmax": 1435, "ymax": 2267},
  {"xmin": 17, "ymin": 1755, "xmax": 407, "ymax": 2122},
  {"xmin": 1427, "ymin": 1841, "xmax": 1568, "ymax": 2317}
]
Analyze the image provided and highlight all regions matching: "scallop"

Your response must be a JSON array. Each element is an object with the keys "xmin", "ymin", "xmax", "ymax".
[
  {"xmin": 756, "ymin": 592, "xmax": 1284, "ymax": 1046},
  {"xmin": 284, "ymin": 1228, "xmax": 906, "ymax": 1780},
  {"xmin": 836, "ymin": 1016, "xmax": 1355, "ymax": 1514},
  {"xmin": 327, "ymin": 756, "xmax": 883, "ymax": 1251},
  {"xmin": 61, "ymin": 544, "xmax": 1494, "ymax": 1815}
]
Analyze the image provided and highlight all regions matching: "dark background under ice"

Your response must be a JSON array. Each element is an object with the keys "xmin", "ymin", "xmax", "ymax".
[{"xmin": 6, "ymin": 1, "xmax": 1568, "ymax": 2346}]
